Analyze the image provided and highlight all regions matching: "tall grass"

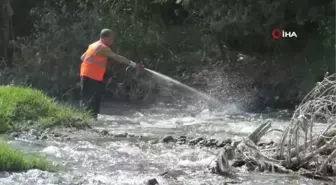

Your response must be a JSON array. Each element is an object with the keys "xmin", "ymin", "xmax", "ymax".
[
  {"xmin": 0, "ymin": 85, "xmax": 90, "ymax": 133},
  {"xmin": 0, "ymin": 142, "xmax": 53, "ymax": 172}
]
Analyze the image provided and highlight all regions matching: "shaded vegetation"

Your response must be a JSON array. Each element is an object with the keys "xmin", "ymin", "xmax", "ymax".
[
  {"xmin": 0, "ymin": 0, "xmax": 335, "ymax": 110},
  {"xmin": 0, "ymin": 86, "xmax": 90, "ymax": 133},
  {"xmin": 0, "ymin": 142, "xmax": 53, "ymax": 172}
]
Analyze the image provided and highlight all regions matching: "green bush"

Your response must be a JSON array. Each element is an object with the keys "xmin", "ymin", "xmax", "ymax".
[
  {"xmin": 3, "ymin": 0, "xmax": 334, "ymax": 109},
  {"xmin": 0, "ymin": 142, "xmax": 53, "ymax": 172},
  {"xmin": 0, "ymin": 85, "xmax": 90, "ymax": 133},
  {"xmin": 8, "ymin": 0, "xmax": 198, "ymax": 98}
]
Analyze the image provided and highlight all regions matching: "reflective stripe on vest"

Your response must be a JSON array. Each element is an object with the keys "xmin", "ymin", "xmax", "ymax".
[
  {"xmin": 84, "ymin": 44, "xmax": 107, "ymax": 67},
  {"xmin": 80, "ymin": 40, "xmax": 108, "ymax": 81},
  {"xmin": 85, "ymin": 56, "xmax": 106, "ymax": 67}
]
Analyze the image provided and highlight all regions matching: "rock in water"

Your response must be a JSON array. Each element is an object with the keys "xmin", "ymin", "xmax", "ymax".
[
  {"xmin": 232, "ymin": 160, "xmax": 245, "ymax": 167},
  {"xmin": 159, "ymin": 170, "xmax": 185, "ymax": 179},
  {"xmin": 149, "ymin": 139, "xmax": 159, "ymax": 144},
  {"xmin": 176, "ymin": 136, "xmax": 187, "ymax": 144},
  {"xmin": 223, "ymin": 138, "xmax": 232, "ymax": 145},
  {"xmin": 206, "ymin": 139, "xmax": 217, "ymax": 147},
  {"xmin": 216, "ymin": 141, "xmax": 226, "ymax": 148},
  {"xmin": 189, "ymin": 137, "xmax": 204, "ymax": 145},
  {"xmin": 99, "ymin": 130, "xmax": 109, "ymax": 136},
  {"xmin": 114, "ymin": 132, "xmax": 128, "ymax": 137},
  {"xmin": 9, "ymin": 132, "xmax": 19, "ymax": 138},
  {"xmin": 177, "ymin": 135, "xmax": 186, "ymax": 140},
  {"xmin": 53, "ymin": 132, "xmax": 62, "ymax": 137},
  {"xmin": 29, "ymin": 129, "xmax": 38, "ymax": 136},
  {"xmin": 146, "ymin": 178, "xmax": 159, "ymax": 185},
  {"xmin": 162, "ymin": 135, "xmax": 175, "ymax": 143},
  {"xmin": 198, "ymin": 139, "xmax": 207, "ymax": 145}
]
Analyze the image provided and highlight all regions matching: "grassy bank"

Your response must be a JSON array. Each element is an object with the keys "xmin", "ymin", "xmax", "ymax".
[
  {"xmin": 0, "ymin": 85, "xmax": 90, "ymax": 133},
  {"xmin": 0, "ymin": 142, "xmax": 53, "ymax": 172},
  {"xmin": 0, "ymin": 85, "xmax": 90, "ymax": 172}
]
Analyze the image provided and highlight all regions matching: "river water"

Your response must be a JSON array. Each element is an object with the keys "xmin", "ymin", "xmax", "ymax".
[{"xmin": 0, "ymin": 101, "xmax": 329, "ymax": 185}]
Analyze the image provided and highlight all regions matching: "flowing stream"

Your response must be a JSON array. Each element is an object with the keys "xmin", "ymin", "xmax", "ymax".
[
  {"xmin": 1, "ymin": 102, "xmax": 327, "ymax": 185},
  {"xmin": 0, "ymin": 70, "xmax": 329, "ymax": 185}
]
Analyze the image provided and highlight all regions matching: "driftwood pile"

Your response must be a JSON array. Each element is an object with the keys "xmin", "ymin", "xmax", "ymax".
[{"xmin": 214, "ymin": 73, "xmax": 336, "ymax": 181}]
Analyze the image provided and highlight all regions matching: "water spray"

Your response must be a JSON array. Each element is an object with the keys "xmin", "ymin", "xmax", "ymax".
[
  {"xmin": 144, "ymin": 68, "xmax": 221, "ymax": 107},
  {"xmin": 115, "ymin": 65, "xmax": 222, "ymax": 108}
]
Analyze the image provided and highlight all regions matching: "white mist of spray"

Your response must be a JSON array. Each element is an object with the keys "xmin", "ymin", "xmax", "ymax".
[{"xmin": 145, "ymin": 68, "xmax": 221, "ymax": 106}]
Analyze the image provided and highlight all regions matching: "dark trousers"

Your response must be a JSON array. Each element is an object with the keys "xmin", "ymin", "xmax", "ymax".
[{"xmin": 80, "ymin": 76, "xmax": 105, "ymax": 119}]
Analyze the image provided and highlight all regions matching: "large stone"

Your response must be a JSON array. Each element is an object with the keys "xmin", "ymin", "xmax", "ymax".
[
  {"xmin": 198, "ymin": 139, "xmax": 207, "ymax": 145},
  {"xmin": 177, "ymin": 136, "xmax": 187, "ymax": 144},
  {"xmin": 149, "ymin": 139, "xmax": 159, "ymax": 144},
  {"xmin": 146, "ymin": 178, "xmax": 159, "ymax": 185},
  {"xmin": 205, "ymin": 139, "xmax": 217, "ymax": 147},
  {"xmin": 189, "ymin": 137, "xmax": 204, "ymax": 145},
  {"xmin": 162, "ymin": 135, "xmax": 175, "ymax": 143},
  {"xmin": 53, "ymin": 132, "xmax": 62, "ymax": 137},
  {"xmin": 232, "ymin": 160, "xmax": 245, "ymax": 167},
  {"xmin": 177, "ymin": 135, "xmax": 186, "ymax": 140},
  {"xmin": 223, "ymin": 138, "xmax": 232, "ymax": 145},
  {"xmin": 216, "ymin": 141, "xmax": 226, "ymax": 148},
  {"xmin": 114, "ymin": 132, "xmax": 128, "ymax": 137},
  {"xmin": 99, "ymin": 130, "xmax": 109, "ymax": 136},
  {"xmin": 9, "ymin": 132, "xmax": 19, "ymax": 138}
]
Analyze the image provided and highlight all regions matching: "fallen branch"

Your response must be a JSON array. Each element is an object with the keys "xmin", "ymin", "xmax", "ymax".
[
  {"xmin": 318, "ymin": 148, "xmax": 336, "ymax": 174},
  {"xmin": 212, "ymin": 74, "xmax": 336, "ymax": 181}
]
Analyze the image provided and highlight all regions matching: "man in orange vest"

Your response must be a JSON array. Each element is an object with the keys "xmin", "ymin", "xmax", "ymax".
[{"xmin": 80, "ymin": 28, "xmax": 144, "ymax": 119}]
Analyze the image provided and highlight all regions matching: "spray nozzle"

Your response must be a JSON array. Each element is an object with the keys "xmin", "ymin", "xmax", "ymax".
[{"xmin": 137, "ymin": 62, "xmax": 145, "ymax": 72}]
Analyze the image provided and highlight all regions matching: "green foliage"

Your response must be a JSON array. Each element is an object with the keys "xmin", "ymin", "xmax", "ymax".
[
  {"xmin": 184, "ymin": 0, "xmax": 335, "ymax": 52},
  {"xmin": 0, "ymin": 142, "xmax": 53, "ymax": 172},
  {"xmin": 4, "ymin": 0, "xmax": 335, "ymax": 108},
  {"xmin": 12, "ymin": 0, "xmax": 192, "ymax": 99},
  {"xmin": 0, "ymin": 86, "xmax": 90, "ymax": 133}
]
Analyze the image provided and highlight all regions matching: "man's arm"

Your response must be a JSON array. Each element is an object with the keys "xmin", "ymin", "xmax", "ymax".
[
  {"xmin": 99, "ymin": 47, "xmax": 136, "ymax": 67},
  {"xmin": 80, "ymin": 52, "xmax": 86, "ymax": 60}
]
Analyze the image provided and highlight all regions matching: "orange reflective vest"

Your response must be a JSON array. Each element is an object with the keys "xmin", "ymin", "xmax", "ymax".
[{"xmin": 80, "ymin": 40, "xmax": 108, "ymax": 81}]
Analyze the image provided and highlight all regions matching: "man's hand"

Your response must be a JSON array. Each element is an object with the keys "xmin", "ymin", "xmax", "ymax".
[
  {"xmin": 130, "ymin": 61, "xmax": 137, "ymax": 68},
  {"xmin": 136, "ymin": 63, "xmax": 145, "ymax": 71},
  {"xmin": 130, "ymin": 61, "xmax": 145, "ymax": 72}
]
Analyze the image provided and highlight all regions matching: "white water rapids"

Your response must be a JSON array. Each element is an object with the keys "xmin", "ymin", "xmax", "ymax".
[{"xmin": 0, "ymin": 102, "xmax": 327, "ymax": 185}]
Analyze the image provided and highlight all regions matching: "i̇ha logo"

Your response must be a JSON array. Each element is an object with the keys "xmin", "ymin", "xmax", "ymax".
[{"xmin": 272, "ymin": 28, "xmax": 298, "ymax": 39}]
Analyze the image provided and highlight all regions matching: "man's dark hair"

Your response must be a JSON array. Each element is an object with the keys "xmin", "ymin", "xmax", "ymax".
[{"xmin": 100, "ymin": 28, "xmax": 114, "ymax": 38}]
